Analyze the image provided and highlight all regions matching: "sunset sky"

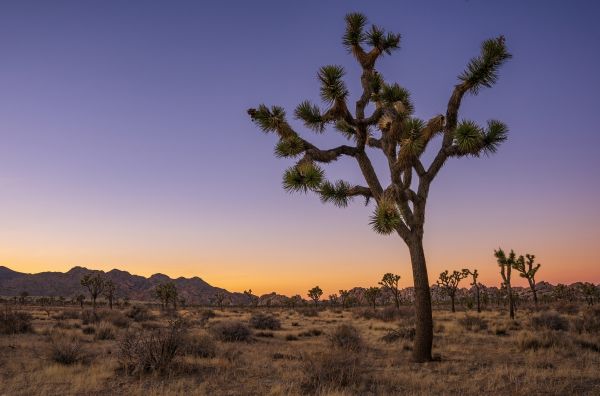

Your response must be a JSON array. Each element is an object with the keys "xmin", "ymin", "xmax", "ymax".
[{"xmin": 1, "ymin": 1, "xmax": 599, "ymax": 296}]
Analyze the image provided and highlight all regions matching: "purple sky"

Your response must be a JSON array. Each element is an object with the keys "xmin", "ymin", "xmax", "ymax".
[{"xmin": 1, "ymin": 1, "xmax": 599, "ymax": 295}]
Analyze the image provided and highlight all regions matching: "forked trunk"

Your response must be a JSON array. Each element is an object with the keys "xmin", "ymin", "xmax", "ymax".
[{"xmin": 408, "ymin": 237, "xmax": 433, "ymax": 362}]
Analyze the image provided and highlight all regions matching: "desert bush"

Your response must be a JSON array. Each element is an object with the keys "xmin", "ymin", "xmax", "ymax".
[
  {"xmin": 255, "ymin": 331, "xmax": 274, "ymax": 338},
  {"xmin": 458, "ymin": 315, "xmax": 489, "ymax": 332},
  {"xmin": 103, "ymin": 310, "xmax": 130, "ymax": 328},
  {"xmin": 301, "ymin": 350, "xmax": 361, "ymax": 393},
  {"xmin": 53, "ymin": 310, "xmax": 80, "ymax": 320},
  {"xmin": 286, "ymin": 334, "xmax": 299, "ymax": 341},
  {"xmin": 49, "ymin": 333, "xmax": 84, "ymax": 365},
  {"xmin": 185, "ymin": 333, "xmax": 217, "ymax": 358},
  {"xmin": 555, "ymin": 302, "xmax": 580, "ymax": 315},
  {"xmin": 209, "ymin": 321, "xmax": 252, "ymax": 342},
  {"xmin": 380, "ymin": 326, "xmax": 415, "ymax": 343},
  {"xmin": 82, "ymin": 325, "xmax": 96, "ymax": 335},
  {"xmin": 573, "ymin": 306, "xmax": 600, "ymax": 334},
  {"xmin": 297, "ymin": 307, "xmax": 319, "ymax": 317},
  {"xmin": 81, "ymin": 309, "xmax": 98, "ymax": 325},
  {"xmin": 95, "ymin": 322, "xmax": 116, "ymax": 340},
  {"xmin": 299, "ymin": 328, "xmax": 323, "ymax": 337},
  {"xmin": 517, "ymin": 331, "xmax": 566, "ymax": 351},
  {"xmin": 126, "ymin": 305, "xmax": 154, "ymax": 322},
  {"xmin": 199, "ymin": 309, "xmax": 216, "ymax": 320},
  {"xmin": 249, "ymin": 313, "xmax": 281, "ymax": 330},
  {"xmin": 530, "ymin": 311, "xmax": 569, "ymax": 331},
  {"xmin": 0, "ymin": 308, "xmax": 33, "ymax": 335},
  {"xmin": 329, "ymin": 324, "xmax": 363, "ymax": 352},
  {"xmin": 118, "ymin": 318, "xmax": 189, "ymax": 375}
]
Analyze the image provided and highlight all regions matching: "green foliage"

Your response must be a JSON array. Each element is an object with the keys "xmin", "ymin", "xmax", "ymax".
[
  {"xmin": 481, "ymin": 120, "xmax": 508, "ymax": 155},
  {"xmin": 282, "ymin": 162, "xmax": 324, "ymax": 193},
  {"xmin": 274, "ymin": 135, "xmax": 305, "ymax": 158},
  {"xmin": 294, "ymin": 101, "xmax": 325, "ymax": 132},
  {"xmin": 454, "ymin": 120, "xmax": 483, "ymax": 155},
  {"xmin": 342, "ymin": 13, "xmax": 368, "ymax": 50},
  {"xmin": 375, "ymin": 83, "xmax": 413, "ymax": 114},
  {"xmin": 319, "ymin": 180, "xmax": 352, "ymax": 207},
  {"xmin": 459, "ymin": 36, "xmax": 512, "ymax": 94},
  {"xmin": 318, "ymin": 65, "xmax": 348, "ymax": 104},
  {"xmin": 365, "ymin": 25, "xmax": 401, "ymax": 55},
  {"xmin": 369, "ymin": 199, "xmax": 401, "ymax": 235},
  {"xmin": 334, "ymin": 119, "xmax": 356, "ymax": 140},
  {"xmin": 249, "ymin": 104, "xmax": 286, "ymax": 133}
]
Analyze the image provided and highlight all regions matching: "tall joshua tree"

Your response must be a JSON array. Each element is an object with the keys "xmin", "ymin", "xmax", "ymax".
[
  {"xmin": 308, "ymin": 286, "xmax": 323, "ymax": 305},
  {"xmin": 465, "ymin": 269, "xmax": 481, "ymax": 313},
  {"xmin": 103, "ymin": 279, "xmax": 116, "ymax": 310},
  {"xmin": 436, "ymin": 270, "xmax": 468, "ymax": 312},
  {"xmin": 81, "ymin": 273, "xmax": 105, "ymax": 314},
  {"xmin": 513, "ymin": 253, "xmax": 541, "ymax": 306},
  {"xmin": 364, "ymin": 286, "xmax": 381, "ymax": 310},
  {"xmin": 379, "ymin": 273, "xmax": 402, "ymax": 310},
  {"xmin": 248, "ymin": 13, "xmax": 511, "ymax": 362},
  {"xmin": 339, "ymin": 289, "xmax": 350, "ymax": 309},
  {"xmin": 495, "ymin": 248, "xmax": 516, "ymax": 319}
]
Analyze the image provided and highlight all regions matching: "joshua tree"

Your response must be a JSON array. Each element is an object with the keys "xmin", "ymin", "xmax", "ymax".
[
  {"xmin": 379, "ymin": 273, "xmax": 402, "ymax": 309},
  {"xmin": 495, "ymin": 248, "xmax": 516, "ymax": 319},
  {"xmin": 244, "ymin": 289, "xmax": 259, "ymax": 307},
  {"xmin": 289, "ymin": 294, "xmax": 303, "ymax": 308},
  {"xmin": 339, "ymin": 289, "xmax": 350, "ymax": 309},
  {"xmin": 18, "ymin": 291, "xmax": 29, "ymax": 306},
  {"xmin": 465, "ymin": 269, "xmax": 481, "ymax": 312},
  {"xmin": 212, "ymin": 291, "xmax": 226, "ymax": 310},
  {"xmin": 328, "ymin": 293, "xmax": 339, "ymax": 306},
  {"xmin": 76, "ymin": 294, "xmax": 85, "ymax": 309},
  {"xmin": 247, "ymin": 13, "xmax": 511, "ymax": 361},
  {"xmin": 436, "ymin": 270, "xmax": 468, "ymax": 312},
  {"xmin": 103, "ymin": 280, "xmax": 116, "ymax": 310},
  {"xmin": 308, "ymin": 286, "xmax": 323, "ymax": 305},
  {"xmin": 512, "ymin": 253, "xmax": 541, "ymax": 306},
  {"xmin": 81, "ymin": 273, "xmax": 105, "ymax": 313},
  {"xmin": 364, "ymin": 286, "xmax": 381, "ymax": 310},
  {"xmin": 579, "ymin": 283, "xmax": 599, "ymax": 306},
  {"xmin": 155, "ymin": 282, "xmax": 179, "ymax": 311}
]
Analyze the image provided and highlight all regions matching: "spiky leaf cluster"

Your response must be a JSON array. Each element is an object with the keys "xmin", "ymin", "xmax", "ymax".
[
  {"xmin": 375, "ymin": 82, "xmax": 413, "ymax": 114},
  {"xmin": 294, "ymin": 101, "xmax": 325, "ymax": 132},
  {"xmin": 319, "ymin": 180, "xmax": 352, "ymax": 207},
  {"xmin": 369, "ymin": 199, "xmax": 402, "ymax": 235},
  {"xmin": 342, "ymin": 13, "xmax": 400, "ymax": 56},
  {"xmin": 248, "ymin": 104, "xmax": 286, "ymax": 133},
  {"xmin": 318, "ymin": 65, "xmax": 348, "ymax": 104},
  {"xmin": 282, "ymin": 162, "xmax": 324, "ymax": 193},
  {"xmin": 459, "ymin": 36, "xmax": 512, "ymax": 94},
  {"xmin": 334, "ymin": 119, "xmax": 356, "ymax": 140},
  {"xmin": 275, "ymin": 135, "xmax": 305, "ymax": 158},
  {"xmin": 342, "ymin": 13, "xmax": 368, "ymax": 49},
  {"xmin": 365, "ymin": 25, "xmax": 401, "ymax": 55},
  {"xmin": 454, "ymin": 119, "xmax": 509, "ymax": 156}
]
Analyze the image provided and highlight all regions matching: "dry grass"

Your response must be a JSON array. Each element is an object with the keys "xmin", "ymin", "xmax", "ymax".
[{"xmin": 0, "ymin": 304, "xmax": 599, "ymax": 395}]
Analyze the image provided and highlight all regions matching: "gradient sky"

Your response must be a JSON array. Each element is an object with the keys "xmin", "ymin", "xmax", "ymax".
[{"xmin": 1, "ymin": 1, "xmax": 599, "ymax": 296}]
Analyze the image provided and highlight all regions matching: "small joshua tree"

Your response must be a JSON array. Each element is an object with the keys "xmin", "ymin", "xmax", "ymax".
[
  {"xmin": 328, "ymin": 293, "xmax": 339, "ymax": 306},
  {"xmin": 494, "ymin": 248, "xmax": 516, "ymax": 319},
  {"xmin": 244, "ymin": 289, "xmax": 259, "ymax": 307},
  {"xmin": 155, "ymin": 282, "xmax": 179, "ymax": 311},
  {"xmin": 308, "ymin": 286, "xmax": 323, "ymax": 306},
  {"xmin": 436, "ymin": 270, "xmax": 468, "ymax": 312},
  {"xmin": 248, "ymin": 13, "xmax": 511, "ymax": 361},
  {"xmin": 81, "ymin": 273, "xmax": 105, "ymax": 314},
  {"xmin": 364, "ymin": 286, "xmax": 381, "ymax": 310},
  {"xmin": 579, "ymin": 282, "xmax": 599, "ymax": 306},
  {"xmin": 76, "ymin": 294, "xmax": 85, "ymax": 309},
  {"xmin": 379, "ymin": 273, "xmax": 402, "ymax": 310},
  {"xmin": 339, "ymin": 289, "xmax": 350, "ymax": 309},
  {"xmin": 512, "ymin": 253, "xmax": 541, "ymax": 306},
  {"xmin": 212, "ymin": 291, "xmax": 226, "ymax": 310},
  {"xmin": 103, "ymin": 280, "xmax": 116, "ymax": 310},
  {"xmin": 465, "ymin": 269, "xmax": 481, "ymax": 313}
]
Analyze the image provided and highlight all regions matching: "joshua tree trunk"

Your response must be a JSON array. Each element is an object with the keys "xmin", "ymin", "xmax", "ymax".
[
  {"xmin": 529, "ymin": 279, "xmax": 538, "ymax": 306},
  {"xmin": 409, "ymin": 237, "xmax": 433, "ymax": 362},
  {"xmin": 507, "ymin": 284, "xmax": 514, "ymax": 320},
  {"xmin": 450, "ymin": 294, "xmax": 456, "ymax": 313},
  {"xmin": 475, "ymin": 286, "xmax": 481, "ymax": 313}
]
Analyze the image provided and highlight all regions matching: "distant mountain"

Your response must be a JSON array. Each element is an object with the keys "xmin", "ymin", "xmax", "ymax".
[{"xmin": 0, "ymin": 265, "xmax": 252, "ymax": 305}]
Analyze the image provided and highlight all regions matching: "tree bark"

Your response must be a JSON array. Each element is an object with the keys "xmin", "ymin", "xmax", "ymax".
[
  {"xmin": 507, "ymin": 285, "xmax": 514, "ymax": 320},
  {"xmin": 476, "ymin": 287, "xmax": 481, "ymax": 313},
  {"xmin": 450, "ymin": 295, "xmax": 456, "ymax": 313},
  {"xmin": 408, "ymin": 237, "xmax": 433, "ymax": 362}
]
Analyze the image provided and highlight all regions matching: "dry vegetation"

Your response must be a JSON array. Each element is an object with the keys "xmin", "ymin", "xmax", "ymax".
[{"xmin": 1, "ymin": 303, "xmax": 599, "ymax": 395}]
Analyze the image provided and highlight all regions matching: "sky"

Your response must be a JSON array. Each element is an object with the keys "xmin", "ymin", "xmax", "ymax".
[{"xmin": 1, "ymin": 0, "xmax": 599, "ymax": 296}]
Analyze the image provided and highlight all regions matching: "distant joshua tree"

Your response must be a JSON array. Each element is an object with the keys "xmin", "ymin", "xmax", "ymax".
[
  {"xmin": 339, "ymin": 290, "xmax": 350, "ymax": 309},
  {"xmin": 81, "ymin": 273, "xmax": 105, "ymax": 313},
  {"xmin": 379, "ymin": 273, "xmax": 402, "ymax": 309},
  {"xmin": 364, "ymin": 286, "xmax": 381, "ymax": 310},
  {"xmin": 289, "ymin": 294, "xmax": 303, "ymax": 308},
  {"xmin": 579, "ymin": 282, "xmax": 599, "ymax": 306},
  {"xmin": 308, "ymin": 286, "xmax": 323, "ymax": 306},
  {"xmin": 494, "ymin": 248, "xmax": 516, "ymax": 319},
  {"xmin": 76, "ymin": 294, "xmax": 85, "ymax": 309},
  {"xmin": 103, "ymin": 279, "xmax": 116, "ymax": 310},
  {"xmin": 436, "ymin": 270, "xmax": 468, "ymax": 312},
  {"xmin": 464, "ymin": 269, "xmax": 481, "ymax": 313},
  {"xmin": 328, "ymin": 293, "xmax": 339, "ymax": 306},
  {"xmin": 212, "ymin": 291, "xmax": 226, "ymax": 310},
  {"xmin": 18, "ymin": 291, "xmax": 29, "ymax": 306},
  {"xmin": 512, "ymin": 254, "xmax": 541, "ymax": 306},
  {"xmin": 244, "ymin": 289, "xmax": 259, "ymax": 307},
  {"xmin": 154, "ymin": 282, "xmax": 178, "ymax": 311},
  {"xmin": 248, "ymin": 13, "xmax": 512, "ymax": 361}
]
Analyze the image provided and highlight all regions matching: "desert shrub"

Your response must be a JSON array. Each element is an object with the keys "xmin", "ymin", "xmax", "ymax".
[
  {"xmin": 82, "ymin": 325, "xmax": 96, "ymax": 335},
  {"xmin": 0, "ymin": 308, "xmax": 33, "ymax": 335},
  {"xmin": 95, "ymin": 322, "xmax": 116, "ymax": 340},
  {"xmin": 118, "ymin": 318, "xmax": 189, "ymax": 375},
  {"xmin": 380, "ymin": 326, "xmax": 415, "ymax": 343},
  {"xmin": 377, "ymin": 306, "xmax": 400, "ymax": 322},
  {"xmin": 249, "ymin": 313, "xmax": 281, "ymax": 330},
  {"xmin": 555, "ymin": 302, "xmax": 580, "ymax": 315},
  {"xmin": 301, "ymin": 350, "xmax": 361, "ymax": 393},
  {"xmin": 286, "ymin": 334, "xmax": 299, "ymax": 341},
  {"xmin": 354, "ymin": 308, "xmax": 377, "ymax": 320},
  {"xmin": 329, "ymin": 324, "xmax": 363, "ymax": 352},
  {"xmin": 255, "ymin": 331, "xmax": 274, "ymax": 338},
  {"xmin": 530, "ymin": 311, "xmax": 569, "ymax": 331},
  {"xmin": 80, "ymin": 309, "xmax": 97, "ymax": 325},
  {"xmin": 103, "ymin": 311, "xmax": 130, "ymax": 328},
  {"xmin": 517, "ymin": 331, "xmax": 566, "ymax": 351},
  {"xmin": 299, "ymin": 328, "xmax": 323, "ymax": 337},
  {"xmin": 49, "ymin": 333, "xmax": 84, "ymax": 365},
  {"xmin": 458, "ymin": 315, "xmax": 489, "ymax": 332},
  {"xmin": 574, "ymin": 336, "xmax": 600, "ymax": 353},
  {"xmin": 199, "ymin": 309, "xmax": 216, "ymax": 320},
  {"xmin": 209, "ymin": 321, "xmax": 252, "ymax": 342},
  {"xmin": 291, "ymin": 322, "xmax": 300, "ymax": 327},
  {"xmin": 185, "ymin": 333, "xmax": 217, "ymax": 358},
  {"xmin": 53, "ymin": 310, "xmax": 80, "ymax": 320},
  {"xmin": 573, "ymin": 306, "xmax": 600, "ymax": 334},
  {"xmin": 297, "ymin": 307, "xmax": 319, "ymax": 317},
  {"xmin": 126, "ymin": 305, "xmax": 154, "ymax": 322}
]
